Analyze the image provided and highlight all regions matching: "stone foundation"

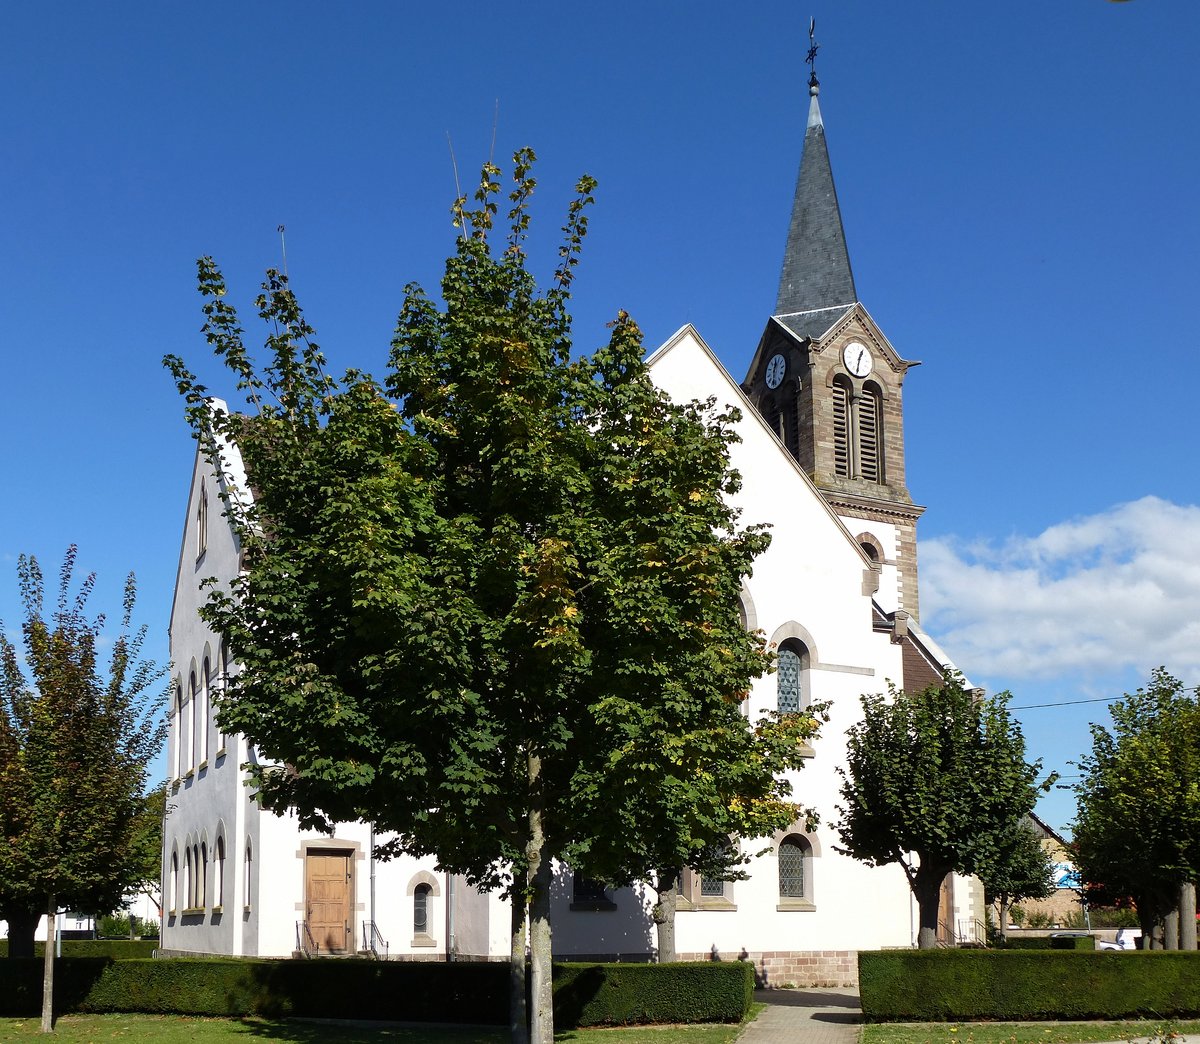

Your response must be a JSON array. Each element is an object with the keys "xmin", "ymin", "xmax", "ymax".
[{"xmin": 678, "ymin": 949, "xmax": 858, "ymax": 988}]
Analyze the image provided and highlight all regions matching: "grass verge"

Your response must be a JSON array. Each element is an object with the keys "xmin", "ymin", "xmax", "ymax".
[
  {"xmin": 0, "ymin": 1015, "xmax": 743, "ymax": 1043},
  {"xmin": 862, "ymin": 1020, "xmax": 1200, "ymax": 1044}
]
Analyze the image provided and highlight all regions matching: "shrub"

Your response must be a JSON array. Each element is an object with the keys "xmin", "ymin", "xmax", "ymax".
[
  {"xmin": 554, "ymin": 962, "xmax": 753, "ymax": 1026},
  {"xmin": 0, "ymin": 957, "xmax": 752, "ymax": 1026},
  {"xmin": 860, "ymin": 949, "xmax": 1200, "ymax": 1021},
  {"xmin": 1049, "ymin": 934, "xmax": 1095, "ymax": 950},
  {"xmin": 96, "ymin": 914, "xmax": 157, "ymax": 939},
  {"xmin": 0, "ymin": 939, "xmax": 156, "ymax": 959}
]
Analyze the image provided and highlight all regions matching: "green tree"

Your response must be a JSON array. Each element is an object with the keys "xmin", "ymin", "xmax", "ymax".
[
  {"xmin": 836, "ymin": 675, "xmax": 1047, "ymax": 948},
  {"xmin": 165, "ymin": 151, "xmax": 816, "ymax": 1044},
  {"xmin": 1073, "ymin": 668, "xmax": 1200, "ymax": 949},
  {"xmin": 975, "ymin": 818, "xmax": 1054, "ymax": 942},
  {"xmin": 0, "ymin": 548, "xmax": 166, "ymax": 1031}
]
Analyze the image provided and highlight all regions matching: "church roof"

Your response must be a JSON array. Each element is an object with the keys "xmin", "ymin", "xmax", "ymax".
[
  {"xmin": 774, "ymin": 83, "xmax": 857, "ymax": 318},
  {"xmin": 772, "ymin": 304, "xmax": 853, "ymax": 343}
]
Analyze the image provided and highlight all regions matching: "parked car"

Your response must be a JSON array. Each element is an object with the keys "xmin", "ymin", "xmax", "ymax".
[{"xmin": 1097, "ymin": 928, "xmax": 1140, "ymax": 951}]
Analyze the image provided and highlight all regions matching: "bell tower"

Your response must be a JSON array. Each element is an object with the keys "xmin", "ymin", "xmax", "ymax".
[{"xmin": 742, "ymin": 41, "xmax": 925, "ymax": 621}]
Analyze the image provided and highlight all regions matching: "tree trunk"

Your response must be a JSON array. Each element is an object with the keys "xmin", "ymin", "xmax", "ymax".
[
  {"xmin": 3, "ymin": 907, "xmax": 40, "ymax": 959},
  {"xmin": 1140, "ymin": 910, "xmax": 1163, "ymax": 950},
  {"xmin": 912, "ymin": 867, "xmax": 945, "ymax": 950},
  {"xmin": 40, "ymin": 896, "xmax": 55, "ymax": 1033},
  {"xmin": 1180, "ymin": 882, "xmax": 1197, "ymax": 951},
  {"xmin": 525, "ymin": 750, "xmax": 554, "ymax": 1044},
  {"xmin": 528, "ymin": 853, "xmax": 553, "ymax": 1044},
  {"xmin": 652, "ymin": 867, "xmax": 679, "ymax": 963},
  {"xmin": 998, "ymin": 894, "xmax": 1010, "ymax": 944},
  {"xmin": 509, "ymin": 891, "xmax": 528, "ymax": 1044},
  {"xmin": 1165, "ymin": 903, "xmax": 1180, "ymax": 951}
]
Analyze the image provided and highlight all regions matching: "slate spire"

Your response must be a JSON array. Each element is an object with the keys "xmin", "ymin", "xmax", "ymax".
[{"xmin": 774, "ymin": 68, "xmax": 857, "ymax": 317}]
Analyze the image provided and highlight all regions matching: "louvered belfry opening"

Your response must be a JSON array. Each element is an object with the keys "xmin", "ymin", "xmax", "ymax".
[
  {"xmin": 832, "ymin": 377, "xmax": 851, "ymax": 478},
  {"xmin": 858, "ymin": 382, "xmax": 882, "ymax": 483},
  {"xmin": 831, "ymin": 375, "xmax": 885, "ymax": 485}
]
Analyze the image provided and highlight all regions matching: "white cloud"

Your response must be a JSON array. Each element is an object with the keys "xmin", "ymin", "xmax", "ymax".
[{"xmin": 920, "ymin": 496, "xmax": 1200, "ymax": 683}]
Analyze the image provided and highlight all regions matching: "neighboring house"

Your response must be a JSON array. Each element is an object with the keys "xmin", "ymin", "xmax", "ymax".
[
  {"xmin": 1010, "ymin": 812, "xmax": 1084, "ymax": 928},
  {"xmin": 160, "ymin": 72, "xmax": 982, "ymax": 983}
]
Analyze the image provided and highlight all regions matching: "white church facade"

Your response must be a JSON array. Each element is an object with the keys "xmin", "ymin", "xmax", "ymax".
[{"xmin": 160, "ymin": 72, "xmax": 983, "ymax": 984}]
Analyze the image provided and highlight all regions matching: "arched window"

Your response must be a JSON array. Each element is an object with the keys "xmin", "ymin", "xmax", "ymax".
[
  {"xmin": 189, "ymin": 670, "xmax": 199, "ymax": 771},
  {"xmin": 413, "ymin": 883, "xmax": 431, "ymax": 936},
  {"xmin": 201, "ymin": 656, "xmax": 211, "ymax": 764},
  {"xmin": 244, "ymin": 839, "xmax": 253, "ymax": 910},
  {"xmin": 776, "ymin": 640, "xmax": 809, "ymax": 714},
  {"xmin": 170, "ymin": 850, "xmax": 179, "ymax": 914},
  {"xmin": 184, "ymin": 847, "xmax": 194, "ymax": 910},
  {"xmin": 779, "ymin": 834, "xmax": 813, "ymax": 901},
  {"xmin": 214, "ymin": 836, "xmax": 226, "ymax": 908},
  {"xmin": 697, "ymin": 838, "xmax": 737, "ymax": 899},
  {"xmin": 832, "ymin": 376, "xmax": 852, "ymax": 478},
  {"xmin": 197, "ymin": 485, "xmax": 208, "ymax": 558},
  {"xmin": 859, "ymin": 382, "xmax": 883, "ymax": 483},
  {"xmin": 173, "ymin": 682, "xmax": 185, "ymax": 780},
  {"xmin": 198, "ymin": 842, "xmax": 208, "ymax": 909},
  {"xmin": 216, "ymin": 640, "xmax": 229, "ymax": 753}
]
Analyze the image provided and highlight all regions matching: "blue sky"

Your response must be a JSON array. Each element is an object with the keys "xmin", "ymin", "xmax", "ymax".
[{"xmin": 2, "ymin": 2, "xmax": 1197, "ymax": 833}]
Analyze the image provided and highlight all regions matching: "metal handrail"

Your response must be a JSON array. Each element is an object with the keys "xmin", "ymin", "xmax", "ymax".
[
  {"xmin": 363, "ymin": 919, "xmax": 389, "ymax": 960},
  {"xmin": 296, "ymin": 920, "xmax": 318, "ymax": 958}
]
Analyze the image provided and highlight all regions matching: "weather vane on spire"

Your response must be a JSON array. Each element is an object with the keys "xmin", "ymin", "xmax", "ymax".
[{"xmin": 806, "ymin": 17, "xmax": 820, "ymax": 91}]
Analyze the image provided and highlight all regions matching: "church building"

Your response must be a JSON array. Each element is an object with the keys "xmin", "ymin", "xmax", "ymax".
[{"xmin": 159, "ymin": 63, "xmax": 982, "ymax": 984}]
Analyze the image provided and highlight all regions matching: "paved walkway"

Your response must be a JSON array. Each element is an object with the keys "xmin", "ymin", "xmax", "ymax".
[
  {"xmin": 739, "ymin": 988, "xmax": 864, "ymax": 1044},
  {"xmin": 737, "ymin": 990, "xmax": 1182, "ymax": 1044}
]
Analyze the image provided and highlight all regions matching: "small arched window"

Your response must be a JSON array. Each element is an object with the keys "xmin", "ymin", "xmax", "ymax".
[
  {"xmin": 197, "ymin": 485, "xmax": 208, "ymax": 558},
  {"xmin": 214, "ymin": 836, "xmax": 226, "ymax": 908},
  {"xmin": 776, "ymin": 640, "xmax": 809, "ymax": 714},
  {"xmin": 170, "ymin": 850, "xmax": 179, "ymax": 914},
  {"xmin": 174, "ymin": 683, "xmax": 185, "ymax": 780},
  {"xmin": 184, "ymin": 847, "xmax": 194, "ymax": 910},
  {"xmin": 216, "ymin": 640, "xmax": 229, "ymax": 753},
  {"xmin": 413, "ymin": 883, "xmax": 431, "ymax": 936},
  {"xmin": 244, "ymin": 839, "xmax": 253, "ymax": 910},
  {"xmin": 779, "ymin": 834, "xmax": 813, "ymax": 900},
  {"xmin": 201, "ymin": 657, "xmax": 211, "ymax": 764},
  {"xmin": 189, "ymin": 670, "xmax": 199, "ymax": 770},
  {"xmin": 199, "ymin": 842, "xmax": 208, "ymax": 908}
]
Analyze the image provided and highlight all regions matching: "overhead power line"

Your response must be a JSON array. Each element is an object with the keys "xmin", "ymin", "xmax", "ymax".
[{"xmin": 1008, "ymin": 695, "xmax": 1118, "ymax": 711}]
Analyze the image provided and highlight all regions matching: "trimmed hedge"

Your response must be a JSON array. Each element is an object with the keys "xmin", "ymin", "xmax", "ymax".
[
  {"xmin": 860, "ymin": 949, "xmax": 1200, "ymax": 1022},
  {"xmin": 0, "ymin": 957, "xmax": 752, "ymax": 1026},
  {"xmin": 1001, "ymin": 935, "xmax": 1096, "ymax": 951},
  {"xmin": 554, "ymin": 961, "xmax": 753, "ymax": 1025},
  {"xmin": 1049, "ymin": 934, "xmax": 1095, "ymax": 951},
  {"xmin": 0, "ymin": 939, "xmax": 157, "ymax": 959}
]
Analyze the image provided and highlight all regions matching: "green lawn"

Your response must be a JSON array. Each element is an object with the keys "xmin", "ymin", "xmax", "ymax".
[
  {"xmin": 862, "ymin": 1021, "xmax": 1200, "ymax": 1044},
  {"xmin": 0, "ymin": 1015, "xmax": 743, "ymax": 1043}
]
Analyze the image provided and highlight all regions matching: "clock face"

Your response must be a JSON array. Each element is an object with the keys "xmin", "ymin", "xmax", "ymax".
[
  {"xmin": 764, "ymin": 354, "xmax": 787, "ymax": 389},
  {"xmin": 842, "ymin": 341, "xmax": 872, "ymax": 378}
]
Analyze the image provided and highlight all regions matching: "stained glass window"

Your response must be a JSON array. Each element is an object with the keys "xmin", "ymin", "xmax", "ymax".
[
  {"xmin": 779, "ymin": 837, "xmax": 808, "ymax": 898},
  {"xmin": 778, "ymin": 645, "xmax": 802, "ymax": 714},
  {"xmin": 414, "ymin": 884, "xmax": 430, "ymax": 934}
]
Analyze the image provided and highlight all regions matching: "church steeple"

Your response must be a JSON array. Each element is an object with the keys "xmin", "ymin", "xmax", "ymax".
[
  {"xmin": 775, "ymin": 54, "xmax": 856, "ymax": 317},
  {"xmin": 743, "ymin": 27, "xmax": 926, "ymax": 622}
]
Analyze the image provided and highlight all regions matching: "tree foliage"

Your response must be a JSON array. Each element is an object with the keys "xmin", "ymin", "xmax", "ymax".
[
  {"xmin": 836, "ymin": 674, "xmax": 1047, "ymax": 948},
  {"xmin": 975, "ymin": 818, "xmax": 1054, "ymax": 940},
  {"xmin": 165, "ymin": 150, "xmax": 821, "ymax": 1043},
  {"xmin": 0, "ymin": 549, "xmax": 166, "ymax": 1029},
  {"xmin": 976, "ymin": 818, "xmax": 1054, "ymax": 907},
  {"xmin": 1073, "ymin": 668, "xmax": 1200, "ymax": 945}
]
